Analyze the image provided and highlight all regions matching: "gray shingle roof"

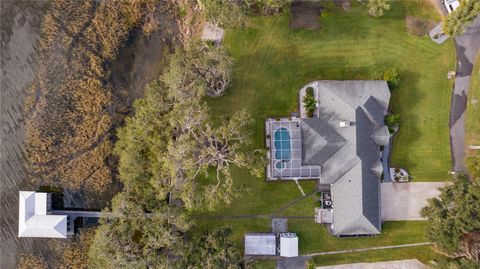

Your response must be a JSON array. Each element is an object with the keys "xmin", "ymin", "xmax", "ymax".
[
  {"xmin": 301, "ymin": 118, "xmax": 347, "ymax": 165},
  {"xmin": 371, "ymin": 126, "xmax": 391, "ymax": 146},
  {"xmin": 299, "ymin": 80, "xmax": 389, "ymax": 236},
  {"xmin": 364, "ymin": 96, "xmax": 387, "ymax": 127}
]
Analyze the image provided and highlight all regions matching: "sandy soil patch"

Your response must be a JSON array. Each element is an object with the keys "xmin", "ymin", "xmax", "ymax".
[
  {"xmin": 405, "ymin": 16, "xmax": 436, "ymax": 37},
  {"xmin": 290, "ymin": 0, "xmax": 323, "ymax": 30}
]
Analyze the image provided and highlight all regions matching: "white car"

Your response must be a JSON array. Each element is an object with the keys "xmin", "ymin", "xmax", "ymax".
[{"xmin": 444, "ymin": 0, "xmax": 460, "ymax": 13}]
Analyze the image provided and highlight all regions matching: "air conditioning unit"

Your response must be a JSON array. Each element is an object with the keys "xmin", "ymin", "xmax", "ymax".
[{"xmin": 339, "ymin": 121, "xmax": 350, "ymax": 127}]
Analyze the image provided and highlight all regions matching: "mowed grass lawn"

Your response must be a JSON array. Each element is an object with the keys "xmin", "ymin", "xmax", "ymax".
[
  {"xmin": 311, "ymin": 245, "xmax": 441, "ymax": 267},
  {"xmin": 198, "ymin": 0, "xmax": 454, "ymax": 261},
  {"xmin": 195, "ymin": 219, "xmax": 430, "ymax": 254},
  {"xmin": 252, "ymin": 245, "xmax": 440, "ymax": 268},
  {"xmin": 466, "ymin": 56, "xmax": 480, "ymax": 153},
  {"xmin": 209, "ymin": 0, "xmax": 454, "ymax": 182}
]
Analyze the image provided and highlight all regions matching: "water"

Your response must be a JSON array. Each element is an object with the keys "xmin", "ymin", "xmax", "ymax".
[
  {"xmin": 274, "ymin": 127, "xmax": 292, "ymax": 160},
  {"xmin": 1, "ymin": 2, "xmax": 48, "ymax": 268},
  {"xmin": 1, "ymin": 2, "xmax": 179, "ymax": 267}
]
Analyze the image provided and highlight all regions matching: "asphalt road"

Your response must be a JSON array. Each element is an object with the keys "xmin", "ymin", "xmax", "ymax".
[{"xmin": 450, "ymin": 15, "xmax": 480, "ymax": 173}]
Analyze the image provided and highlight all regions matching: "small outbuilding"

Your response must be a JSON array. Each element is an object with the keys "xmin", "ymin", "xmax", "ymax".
[
  {"xmin": 279, "ymin": 233, "xmax": 299, "ymax": 257},
  {"xmin": 18, "ymin": 191, "xmax": 67, "ymax": 238},
  {"xmin": 244, "ymin": 233, "xmax": 276, "ymax": 256}
]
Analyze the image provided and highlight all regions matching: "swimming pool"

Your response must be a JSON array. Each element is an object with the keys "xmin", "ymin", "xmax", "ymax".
[{"xmin": 274, "ymin": 127, "xmax": 291, "ymax": 162}]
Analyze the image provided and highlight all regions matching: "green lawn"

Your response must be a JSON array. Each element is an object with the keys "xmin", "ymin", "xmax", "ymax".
[
  {"xmin": 290, "ymin": 221, "xmax": 429, "ymax": 253},
  {"xmin": 312, "ymin": 245, "xmax": 441, "ymax": 266},
  {"xmin": 465, "ymin": 56, "xmax": 480, "ymax": 177},
  {"xmin": 253, "ymin": 259, "xmax": 276, "ymax": 269},
  {"xmin": 466, "ymin": 56, "xmax": 480, "ymax": 156},
  {"xmin": 194, "ymin": 219, "xmax": 429, "ymax": 255},
  {"xmin": 199, "ymin": 0, "xmax": 454, "ymax": 260},
  {"xmin": 254, "ymin": 245, "xmax": 442, "ymax": 268},
  {"xmin": 209, "ymin": 0, "xmax": 454, "ymax": 182}
]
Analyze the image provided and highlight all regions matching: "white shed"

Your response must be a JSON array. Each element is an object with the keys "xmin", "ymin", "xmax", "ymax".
[
  {"xmin": 244, "ymin": 233, "xmax": 276, "ymax": 256},
  {"xmin": 280, "ymin": 233, "xmax": 298, "ymax": 257},
  {"xmin": 18, "ymin": 191, "xmax": 67, "ymax": 238}
]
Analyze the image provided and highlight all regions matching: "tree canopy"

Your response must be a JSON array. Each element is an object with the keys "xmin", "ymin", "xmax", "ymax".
[
  {"xmin": 177, "ymin": 227, "xmax": 247, "ymax": 269},
  {"xmin": 443, "ymin": 0, "xmax": 480, "ymax": 36},
  {"xmin": 114, "ymin": 41, "xmax": 261, "ymax": 211},
  {"xmin": 89, "ymin": 40, "xmax": 260, "ymax": 267},
  {"xmin": 88, "ymin": 193, "xmax": 190, "ymax": 268},
  {"xmin": 421, "ymin": 174, "xmax": 480, "ymax": 259},
  {"xmin": 162, "ymin": 41, "xmax": 233, "ymax": 98}
]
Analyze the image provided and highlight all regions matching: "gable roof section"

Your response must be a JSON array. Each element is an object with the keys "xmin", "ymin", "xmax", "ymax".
[
  {"xmin": 356, "ymin": 108, "xmax": 382, "ymax": 233},
  {"xmin": 330, "ymin": 162, "xmax": 381, "ymax": 236},
  {"xmin": 301, "ymin": 118, "xmax": 347, "ymax": 165},
  {"xmin": 363, "ymin": 96, "xmax": 387, "ymax": 127},
  {"xmin": 19, "ymin": 191, "xmax": 67, "ymax": 238},
  {"xmin": 371, "ymin": 126, "xmax": 390, "ymax": 146}
]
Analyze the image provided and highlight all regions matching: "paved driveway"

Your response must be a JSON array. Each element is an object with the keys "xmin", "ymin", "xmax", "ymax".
[
  {"xmin": 450, "ymin": 15, "xmax": 480, "ymax": 173},
  {"xmin": 381, "ymin": 182, "xmax": 446, "ymax": 220}
]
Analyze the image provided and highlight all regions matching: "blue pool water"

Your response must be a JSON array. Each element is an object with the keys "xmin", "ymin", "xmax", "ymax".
[
  {"xmin": 274, "ymin": 127, "xmax": 291, "ymax": 160},
  {"xmin": 275, "ymin": 161, "xmax": 286, "ymax": 170}
]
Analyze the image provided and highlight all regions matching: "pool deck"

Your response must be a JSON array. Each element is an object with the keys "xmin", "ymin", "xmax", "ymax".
[{"xmin": 266, "ymin": 118, "xmax": 321, "ymax": 180}]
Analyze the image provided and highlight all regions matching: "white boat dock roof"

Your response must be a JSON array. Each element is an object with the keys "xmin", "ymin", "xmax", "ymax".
[{"xmin": 18, "ymin": 191, "xmax": 67, "ymax": 238}]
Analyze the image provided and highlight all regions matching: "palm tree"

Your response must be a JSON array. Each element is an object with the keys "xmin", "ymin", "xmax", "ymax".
[
  {"xmin": 367, "ymin": 0, "xmax": 390, "ymax": 17},
  {"xmin": 303, "ymin": 94, "xmax": 317, "ymax": 117}
]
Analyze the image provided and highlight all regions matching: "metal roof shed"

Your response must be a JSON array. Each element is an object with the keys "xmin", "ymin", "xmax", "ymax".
[
  {"xmin": 280, "ymin": 233, "xmax": 298, "ymax": 257},
  {"xmin": 244, "ymin": 233, "xmax": 276, "ymax": 256}
]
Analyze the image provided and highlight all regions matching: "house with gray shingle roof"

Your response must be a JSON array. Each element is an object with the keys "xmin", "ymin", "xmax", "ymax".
[{"xmin": 266, "ymin": 80, "xmax": 390, "ymax": 236}]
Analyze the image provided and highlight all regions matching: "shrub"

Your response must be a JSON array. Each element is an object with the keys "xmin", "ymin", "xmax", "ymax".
[
  {"xmin": 306, "ymin": 260, "xmax": 316, "ymax": 269},
  {"xmin": 383, "ymin": 68, "xmax": 400, "ymax": 90},
  {"xmin": 202, "ymin": 0, "xmax": 245, "ymax": 28},
  {"xmin": 367, "ymin": 0, "xmax": 390, "ymax": 17},
  {"xmin": 244, "ymin": 0, "xmax": 289, "ymax": 16},
  {"xmin": 384, "ymin": 113, "xmax": 400, "ymax": 133},
  {"xmin": 466, "ymin": 157, "xmax": 480, "ymax": 181},
  {"xmin": 303, "ymin": 93, "xmax": 317, "ymax": 118}
]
